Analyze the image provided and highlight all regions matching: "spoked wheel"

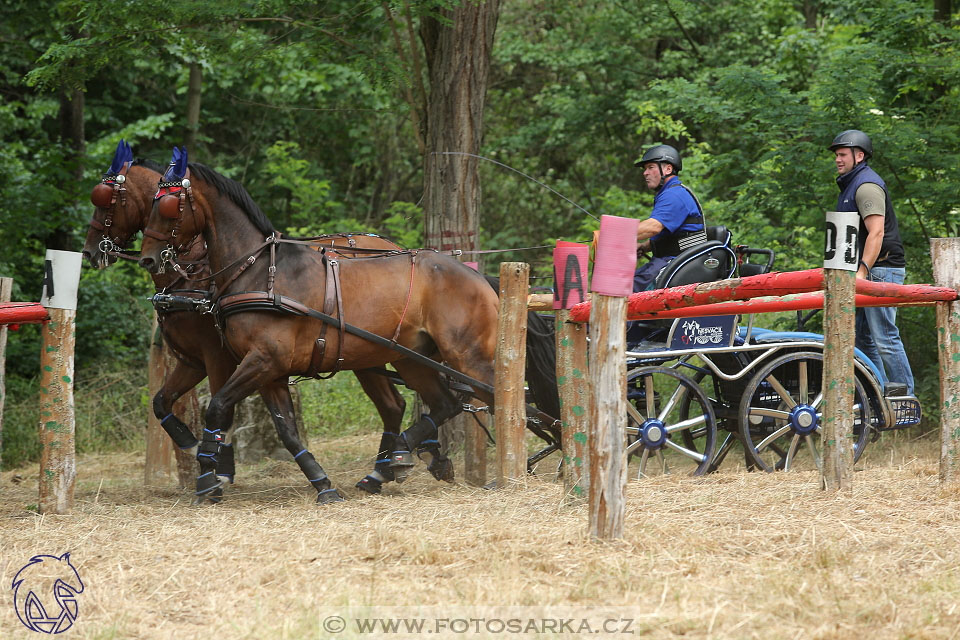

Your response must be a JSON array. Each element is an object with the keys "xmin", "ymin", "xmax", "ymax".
[
  {"xmin": 625, "ymin": 366, "xmax": 717, "ymax": 477},
  {"xmin": 738, "ymin": 351, "xmax": 871, "ymax": 472}
]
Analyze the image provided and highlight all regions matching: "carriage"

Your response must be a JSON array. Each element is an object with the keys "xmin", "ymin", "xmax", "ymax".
[{"xmin": 619, "ymin": 226, "xmax": 922, "ymax": 477}]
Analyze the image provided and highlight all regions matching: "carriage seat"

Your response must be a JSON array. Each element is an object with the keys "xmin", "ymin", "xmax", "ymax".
[
  {"xmin": 628, "ymin": 227, "xmax": 737, "ymax": 345},
  {"xmin": 652, "ymin": 225, "xmax": 736, "ymax": 290}
]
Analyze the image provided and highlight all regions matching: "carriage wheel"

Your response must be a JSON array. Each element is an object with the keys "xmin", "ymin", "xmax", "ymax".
[
  {"xmin": 738, "ymin": 351, "xmax": 871, "ymax": 472},
  {"xmin": 625, "ymin": 366, "xmax": 717, "ymax": 477}
]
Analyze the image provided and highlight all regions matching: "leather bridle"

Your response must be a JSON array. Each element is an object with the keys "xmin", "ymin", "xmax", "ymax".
[
  {"xmin": 146, "ymin": 168, "xmax": 197, "ymax": 267},
  {"xmin": 88, "ymin": 163, "xmax": 133, "ymax": 258}
]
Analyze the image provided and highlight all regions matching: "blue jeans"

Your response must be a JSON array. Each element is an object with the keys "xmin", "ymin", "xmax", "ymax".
[
  {"xmin": 633, "ymin": 256, "xmax": 674, "ymax": 292},
  {"xmin": 855, "ymin": 266, "xmax": 915, "ymax": 394}
]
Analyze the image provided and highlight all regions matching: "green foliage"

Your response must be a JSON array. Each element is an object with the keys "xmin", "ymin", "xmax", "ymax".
[
  {"xmin": 298, "ymin": 372, "xmax": 416, "ymax": 439},
  {"xmin": 1, "ymin": 362, "xmax": 148, "ymax": 470}
]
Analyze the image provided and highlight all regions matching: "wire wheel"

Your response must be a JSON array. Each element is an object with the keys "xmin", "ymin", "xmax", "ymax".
[
  {"xmin": 625, "ymin": 366, "xmax": 717, "ymax": 477},
  {"xmin": 738, "ymin": 351, "xmax": 871, "ymax": 472}
]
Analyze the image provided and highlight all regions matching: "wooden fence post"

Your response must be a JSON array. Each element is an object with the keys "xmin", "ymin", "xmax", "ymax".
[
  {"xmin": 556, "ymin": 309, "xmax": 589, "ymax": 503},
  {"xmin": 586, "ymin": 215, "xmax": 636, "ymax": 539},
  {"xmin": 932, "ymin": 238, "xmax": 960, "ymax": 484},
  {"xmin": 0, "ymin": 277, "xmax": 11, "ymax": 471},
  {"xmin": 821, "ymin": 211, "xmax": 858, "ymax": 492},
  {"xmin": 39, "ymin": 311, "xmax": 77, "ymax": 513},
  {"xmin": 463, "ymin": 404, "xmax": 487, "ymax": 487},
  {"xmin": 38, "ymin": 250, "xmax": 82, "ymax": 514},
  {"xmin": 588, "ymin": 293, "xmax": 627, "ymax": 538},
  {"xmin": 495, "ymin": 262, "xmax": 529, "ymax": 487},
  {"xmin": 145, "ymin": 318, "xmax": 175, "ymax": 484}
]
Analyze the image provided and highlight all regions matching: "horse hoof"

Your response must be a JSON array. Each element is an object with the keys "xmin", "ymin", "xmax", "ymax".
[
  {"xmin": 389, "ymin": 450, "xmax": 415, "ymax": 469},
  {"xmin": 374, "ymin": 465, "xmax": 396, "ymax": 483},
  {"xmin": 389, "ymin": 450, "xmax": 415, "ymax": 484},
  {"xmin": 356, "ymin": 475, "xmax": 383, "ymax": 495},
  {"xmin": 316, "ymin": 488, "xmax": 344, "ymax": 504},
  {"xmin": 428, "ymin": 457, "xmax": 455, "ymax": 483},
  {"xmin": 193, "ymin": 473, "xmax": 225, "ymax": 504},
  {"xmin": 191, "ymin": 486, "xmax": 223, "ymax": 505}
]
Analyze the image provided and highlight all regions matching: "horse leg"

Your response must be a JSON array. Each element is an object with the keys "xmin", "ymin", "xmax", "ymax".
[
  {"xmin": 152, "ymin": 361, "xmax": 206, "ymax": 453},
  {"xmin": 354, "ymin": 369, "xmax": 406, "ymax": 494},
  {"xmin": 389, "ymin": 361, "xmax": 464, "ymax": 483},
  {"xmin": 152, "ymin": 357, "xmax": 240, "ymax": 495},
  {"xmin": 203, "ymin": 357, "xmax": 240, "ymax": 488},
  {"xmin": 193, "ymin": 354, "xmax": 274, "ymax": 504},
  {"xmin": 258, "ymin": 378, "xmax": 344, "ymax": 504}
]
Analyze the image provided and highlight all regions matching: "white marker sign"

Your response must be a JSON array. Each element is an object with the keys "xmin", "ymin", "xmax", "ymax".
[
  {"xmin": 824, "ymin": 211, "xmax": 860, "ymax": 271},
  {"xmin": 40, "ymin": 249, "xmax": 83, "ymax": 311}
]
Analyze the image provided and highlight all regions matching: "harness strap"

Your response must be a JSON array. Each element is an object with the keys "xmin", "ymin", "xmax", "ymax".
[
  {"xmin": 392, "ymin": 253, "xmax": 417, "ymax": 343},
  {"xmin": 216, "ymin": 290, "xmax": 495, "ymax": 395},
  {"xmin": 309, "ymin": 257, "xmax": 346, "ymax": 378}
]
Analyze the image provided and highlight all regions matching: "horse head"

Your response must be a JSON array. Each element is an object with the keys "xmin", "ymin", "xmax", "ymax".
[
  {"xmin": 140, "ymin": 147, "xmax": 273, "ymax": 276},
  {"xmin": 140, "ymin": 146, "xmax": 203, "ymax": 274},
  {"xmin": 82, "ymin": 139, "xmax": 162, "ymax": 268}
]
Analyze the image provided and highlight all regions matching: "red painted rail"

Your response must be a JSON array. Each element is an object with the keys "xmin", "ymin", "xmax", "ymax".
[
  {"xmin": 624, "ymin": 292, "xmax": 934, "ymax": 321},
  {"xmin": 568, "ymin": 268, "xmax": 959, "ymax": 323},
  {"xmin": 0, "ymin": 302, "xmax": 50, "ymax": 326}
]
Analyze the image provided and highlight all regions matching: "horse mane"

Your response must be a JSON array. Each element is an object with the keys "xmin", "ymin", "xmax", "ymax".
[
  {"xmin": 132, "ymin": 158, "xmax": 165, "ymax": 173},
  {"xmin": 187, "ymin": 163, "xmax": 276, "ymax": 236}
]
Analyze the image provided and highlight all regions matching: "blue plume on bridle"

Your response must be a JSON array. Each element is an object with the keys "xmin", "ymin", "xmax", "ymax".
[
  {"xmin": 106, "ymin": 139, "xmax": 134, "ymax": 174},
  {"xmin": 162, "ymin": 146, "xmax": 189, "ymax": 182}
]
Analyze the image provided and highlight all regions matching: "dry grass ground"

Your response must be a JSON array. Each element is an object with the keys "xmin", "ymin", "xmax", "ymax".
[{"xmin": 2, "ymin": 432, "xmax": 960, "ymax": 639}]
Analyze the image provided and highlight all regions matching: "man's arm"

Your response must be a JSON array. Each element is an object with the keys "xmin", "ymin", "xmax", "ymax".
[
  {"xmin": 856, "ymin": 183, "xmax": 886, "ymax": 279},
  {"xmin": 636, "ymin": 217, "xmax": 665, "ymax": 251}
]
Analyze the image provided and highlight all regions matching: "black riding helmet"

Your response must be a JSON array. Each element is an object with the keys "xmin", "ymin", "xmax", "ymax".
[
  {"xmin": 635, "ymin": 144, "xmax": 682, "ymax": 172},
  {"xmin": 828, "ymin": 129, "xmax": 873, "ymax": 159}
]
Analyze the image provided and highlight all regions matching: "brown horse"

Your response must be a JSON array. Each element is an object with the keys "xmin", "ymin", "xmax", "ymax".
[
  {"xmin": 82, "ymin": 141, "xmax": 409, "ymax": 498},
  {"xmin": 138, "ymin": 147, "xmax": 558, "ymax": 504}
]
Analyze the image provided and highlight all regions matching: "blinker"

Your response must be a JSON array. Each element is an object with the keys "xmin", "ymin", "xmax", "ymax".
[
  {"xmin": 157, "ymin": 194, "xmax": 181, "ymax": 219},
  {"xmin": 91, "ymin": 183, "xmax": 115, "ymax": 208}
]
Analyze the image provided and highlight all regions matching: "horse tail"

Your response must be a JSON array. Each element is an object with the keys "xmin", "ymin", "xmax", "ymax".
[{"xmin": 483, "ymin": 275, "xmax": 561, "ymax": 444}]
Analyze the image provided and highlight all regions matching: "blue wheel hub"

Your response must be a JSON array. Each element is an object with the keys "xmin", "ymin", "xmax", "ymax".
[
  {"xmin": 640, "ymin": 419, "xmax": 668, "ymax": 448},
  {"xmin": 788, "ymin": 405, "xmax": 819, "ymax": 435}
]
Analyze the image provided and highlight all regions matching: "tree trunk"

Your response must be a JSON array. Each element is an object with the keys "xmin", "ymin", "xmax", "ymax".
[
  {"xmin": 420, "ymin": 0, "xmax": 500, "ymax": 254},
  {"xmin": 935, "ymin": 0, "xmax": 952, "ymax": 23},
  {"xmin": 52, "ymin": 85, "xmax": 84, "ymax": 251},
  {"xmin": 797, "ymin": 1, "xmax": 818, "ymax": 30},
  {"xmin": 419, "ymin": 0, "xmax": 500, "ymax": 457},
  {"xmin": 185, "ymin": 62, "xmax": 202, "ymax": 151}
]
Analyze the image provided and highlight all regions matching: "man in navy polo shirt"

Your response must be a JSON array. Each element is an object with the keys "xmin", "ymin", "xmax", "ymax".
[
  {"xmin": 633, "ymin": 144, "xmax": 708, "ymax": 291},
  {"xmin": 829, "ymin": 129, "xmax": 914, "ymax": 394}
]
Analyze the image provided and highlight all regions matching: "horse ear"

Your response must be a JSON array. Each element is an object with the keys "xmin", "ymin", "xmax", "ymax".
[
  {"xmin": 107, "ymin": 139, "xmax": 126, "ymax": 174},
  {"xmin": 177, "ymin": 146, "xmax": 189, "ymax": 176},
  {"xmin": 59, "ymin": 552, "xmax": 71, "ymax": 562}
]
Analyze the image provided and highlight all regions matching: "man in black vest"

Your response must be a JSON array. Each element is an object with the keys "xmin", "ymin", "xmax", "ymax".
[{"xmin": 829, "ymin": 129, "xmax": 914, "ymax": 394}]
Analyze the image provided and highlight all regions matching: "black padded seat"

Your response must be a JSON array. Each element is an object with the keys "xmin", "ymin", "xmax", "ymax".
[{"xmin": 653, "ymin": 232, "xmax": 736, "ymax": 290}]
